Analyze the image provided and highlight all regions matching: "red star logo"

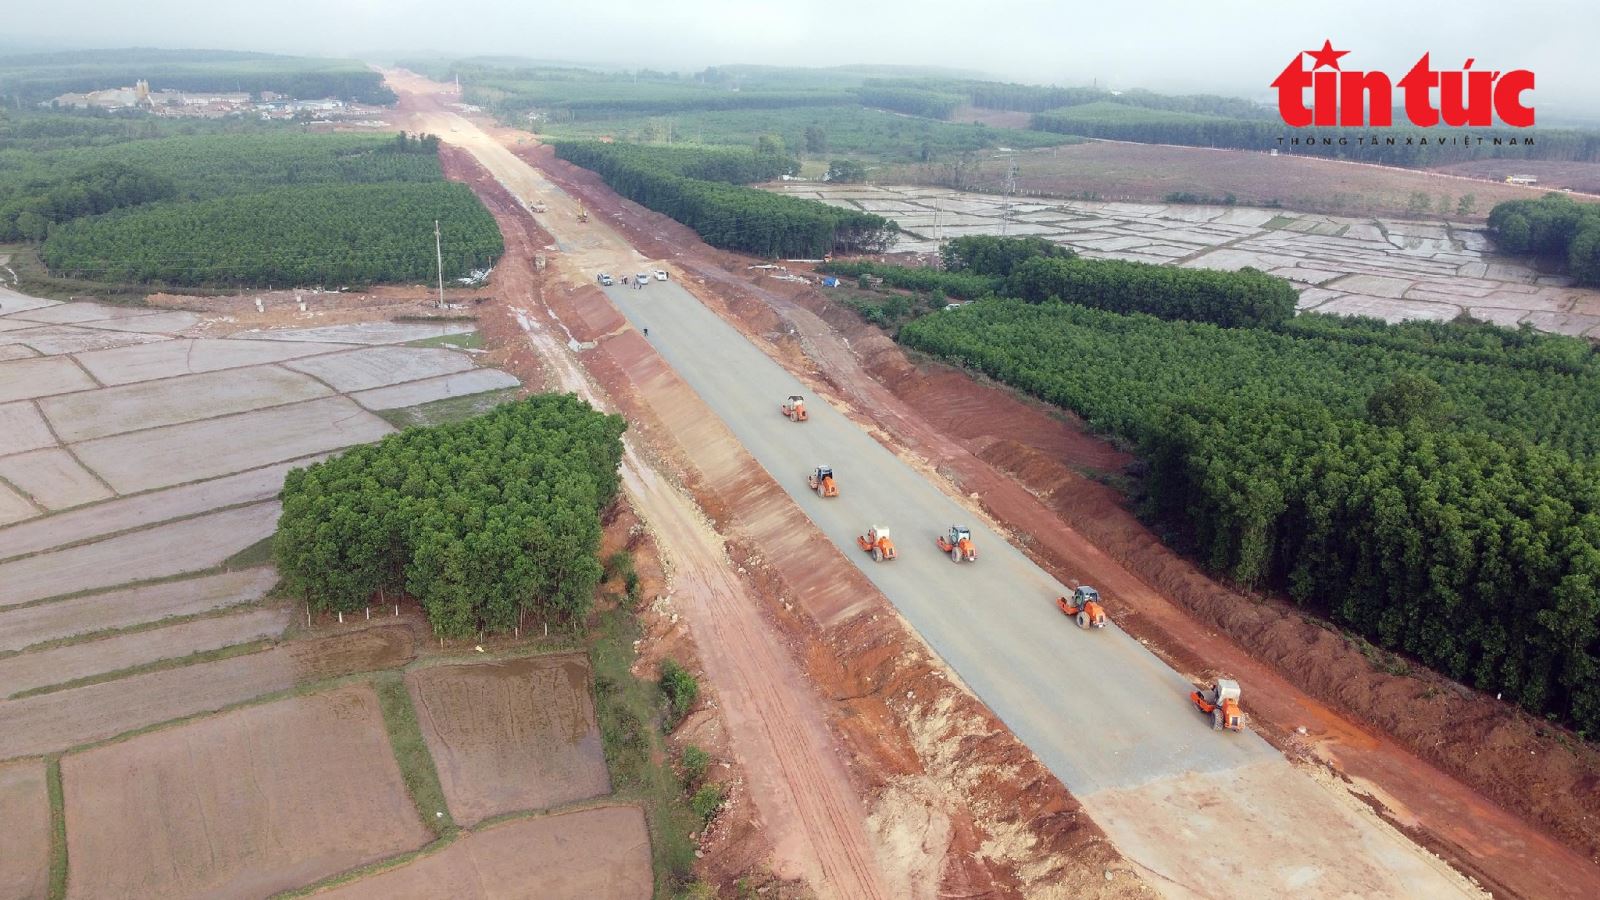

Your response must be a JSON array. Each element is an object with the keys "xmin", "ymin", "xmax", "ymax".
[{"xmin": 1306, "ymin": 39, "xmax": 1349, "ymax": 70}]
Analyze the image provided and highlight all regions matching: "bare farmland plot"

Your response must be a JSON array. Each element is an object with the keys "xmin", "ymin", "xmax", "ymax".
[
  {"xmin": 0, "ymin": 325, "xmax": 165, "ymax": 356},
  {"xmin": 5, "ymin": 302, "xmax": 164, "ymax": 326},
  {"xmin": 0, "ymin": 760, "xmax": 50, "ymax": 900},
  {"xmin": 352, "ymin": 369, "xmax": 521, "ymax": 412},
  {"xmin": 0, "ymin": 625, "xmax": 414, "ymax": 760},
  {"xmin": 311, "ymin": 806, "xmax": 651, "ymax": 900},
  {"xmin": 74, "ymin": 337, "xmax": 345, "ymax": 386},
  {"xmin": 0, "ymin": 482, "xmax": 36, "ymax": 526},
  {"xmin": 0, "ymin": 357, "xmax": 97, "ymax": 402},
  {"xmin": 284, "ymin": 345, "xmax": 477, "ymax": 392},
  {"xmin": 71, "ymin": 397, "xmax": 391, "ymax": 494},
  {"xmin": 0, "ymin": 289, "xmax": 57, "ymax": 314},
  {"xmin": 0, "ymin": 402, "xmax": 57, "ymax": 457},
  {"xmin": 407, "ymin": 655, "xmax": 610, "ymax": 825},
  {"xmin": 0, "ymin": 502, "xmax": 278, "ymax": 607},
  {"xmin": 62, "ymin": 685, "xmax": 431, "ymax": 899},
  {"xmin": 234, "ymin": 321, "xmax": 476, "ymax": 345},
  {"xmin": 0, "ymin": 448, "xmax": 113, "ymax": 511},
  {"xmin": 73, "ymin": 311, "xmax": 199, "ymax": 334},
  {"xmin": 38, "ymin": 365, "xmax": 333, "ymax": 443},
  {"xmin": 0, "ymin": 606, "xmax": 289, "ymax": 698},
  {"xmin": 0, "ymin": 458, "xmax": 319, "ymax": 561},
  {"xmin": 775, "ymin": 182, "xmax": 1600, "ymax": 333},
  {"xmin": 0, "ymin": 568, "xmax": 277, "ymax": 652}
]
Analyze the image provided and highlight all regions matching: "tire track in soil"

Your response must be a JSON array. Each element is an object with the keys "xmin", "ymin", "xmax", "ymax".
[{"xmin": 397, "ymin": 109, "xmax": 890, "ymax": 894}]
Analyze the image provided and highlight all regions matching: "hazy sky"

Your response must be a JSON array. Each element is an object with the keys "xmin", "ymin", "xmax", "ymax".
[{"xmin": 9, "ymin": 0, "xmax": 1596, "ymax": 114}]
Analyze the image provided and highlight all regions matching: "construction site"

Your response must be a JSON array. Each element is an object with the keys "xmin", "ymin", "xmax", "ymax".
[{"xmin": 4, "ymin": 40, "xmax": 1600, "ymax": 899}]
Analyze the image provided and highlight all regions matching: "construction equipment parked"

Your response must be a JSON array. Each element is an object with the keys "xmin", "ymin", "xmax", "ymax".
[
  {"xmin": 781, "ymin": 395, "xmax": 808, "ymax": 422},
  {"xmin": 808, "ymin": 466, "xmax": 839, "ymax": 497},
  {"xmin": 577, "ymin": 207, "xmax": 589, "ymax": 223},
  {"xmin": 857, "ymin": 525, "xmax": 896, "ymax": 561},
  {"xmin": 936, "ymin": 525, "xmax": 977, "ymax": 562},
  {"xmin": 1190, "ymin": 679, "xmax": 1245, "ymax": 731},
  {"xmin": 1056, "ymin": 586, "xmax": 1107, "ymax": 629}
]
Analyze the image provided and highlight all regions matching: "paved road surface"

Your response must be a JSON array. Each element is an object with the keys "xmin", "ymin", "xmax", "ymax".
[
  {"xmin": 601, "ymin": 278, "xmax": 1476, "ymax": 896},
  {"xmin": 399, "ymin": 86, "xmax": 1478, "ymax": 895}
]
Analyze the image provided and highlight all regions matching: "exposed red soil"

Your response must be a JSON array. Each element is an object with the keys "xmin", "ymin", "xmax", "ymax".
[
  {"xmin": 444, "ymin": 142, "xmax": 1147, "ymax": 897},
  {"xmin": 1428, "ymin": 160, "xmax": 1600, "ymax": 196},
  {"xmin": 524, "ymin": 141, "xmax": 1600, "ymax": 898}
]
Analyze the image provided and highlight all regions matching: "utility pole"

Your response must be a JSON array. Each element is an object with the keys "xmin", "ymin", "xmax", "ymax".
[
  {"xmin": 1001, "ymin": 160, "xmax": 1018, "ymax": 236},
  {"xmin": 434, "ymin": 220, "xmax": 445, "ymax": 308}
]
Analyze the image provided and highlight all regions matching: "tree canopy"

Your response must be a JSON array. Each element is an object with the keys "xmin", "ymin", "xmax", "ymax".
[{"xmin": 275, "ymin": 395, "xmax": 626, "ymax": 637}]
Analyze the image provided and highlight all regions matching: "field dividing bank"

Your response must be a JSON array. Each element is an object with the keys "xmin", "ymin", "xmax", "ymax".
[
  {"xmin": 0, "ymin": 502, "xmax": 279, "ymax": 607},
  {"xmin": 0, "ymin": 624, "xmax": 414, "ymax": 760},
  {"xmin": 0, "ymin": 460, "xmax": 324, "ymax": 562},
  {"xmin": 61, "ymin": 684, "xmax": 431, "ymax": 899},
  {"xmin": 0, "ymin": 606, "xmax": 288, "ymax": 698},
  {"xmin": 308, "ymin": 806, "xmax": 651, "ymax": 899},
  {"xmin": 0, "ymin": 568, "xmax": 277, "ymax": 652},
  {"xmin": 69, "ymin": 396, "xmax": 392, "ymax": 494}
]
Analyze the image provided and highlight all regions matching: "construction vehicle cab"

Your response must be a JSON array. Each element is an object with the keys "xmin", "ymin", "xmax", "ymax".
[
  {"xmin": 857, "ymin": 526, "xmax": 896, "ymax": 561},
  {"xmin": 577, "ymin": 208, "xmax": 589, "ymax": 222},
  {"xmin": 1056, "ymin": 586, "xmax": 1107, "ymax": 629},
  {"xmin": 937, "ymin": 525, "xmax": 977, "ymax": 562},
  {"xmin": 808, "ymin": 466, "xmax": 839, "ymax": 497},
  {"xmin": 1190, "ymin": 679, "xmax": 1244, "ymax": 731},
  {"xmin": 781, "ymin": 395, "xmax": 808, "ymax": 422}
]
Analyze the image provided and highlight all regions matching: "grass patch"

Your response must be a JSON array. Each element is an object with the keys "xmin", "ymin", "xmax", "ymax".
[
  {"xmin": 222, "ymin": 535, "xmax": 276, "ymax": 570},
  {"xmin": 405, "ymin": 330, "xmax": 485, "ymax": 350},
  {"xmin": 658, "ymin": 658, "xmax": 700, "ymax": 731},
  {"xmin": 374, "ymin": 672, "xmax": 457, "ymax": 838},
  {"xmin": 47, "ymin": 757, "xmax": 66, "ymax": 900},
  {"xmin": 375, "ymin": 387, "xmax": 519, "ymax": 428},
  {"xmin": 589, "ymin": 604, "xmax": 701, "ymax": 895},
  {"xmin": 9, "ymin": 639, "xmax": 274, "ymax": 700},
  {"xmin": 690, "ymin": 783, "xmax": 725, "ymax": 825}
]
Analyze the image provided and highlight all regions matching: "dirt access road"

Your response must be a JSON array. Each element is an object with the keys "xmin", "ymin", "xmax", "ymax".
[
  {"xmin": 389, "ymin": 70, "xmax": 890, "ymax": 899},
  {"xmin": 391, "ymin": 74, "xmax": 1479, "ymax": 897}
]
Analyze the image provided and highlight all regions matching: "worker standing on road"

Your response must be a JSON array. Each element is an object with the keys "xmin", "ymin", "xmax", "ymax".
[{"xmin": 643, "ymin": 327, "xmax": 649, "ymax": 337}]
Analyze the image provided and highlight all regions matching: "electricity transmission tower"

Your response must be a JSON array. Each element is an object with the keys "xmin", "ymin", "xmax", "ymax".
[{"xmin": 434, "ymin": 220, "xmax": 445, "ymax": 308}]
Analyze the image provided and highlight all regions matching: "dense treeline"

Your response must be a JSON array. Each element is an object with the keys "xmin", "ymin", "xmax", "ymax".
[
  {"xmin": 863, "ymin": 77, "xmax": 1276, "ymax": 119},
  {"xmin": 0, "ymin": 48, "xmax": 394, "ymax": 105},
  {"xmin": 41, "ymin": 181, "xmax": 501, "ymax": 287},
  {"xmin": 818, "ymin": 260, "xmax": 999, "ymax": 301},
  {"xmin": 552, "ymin": 140, "xmax": 896, "ymax": 257},
  {"xmin": 940, "ymin": 234, "xmax": 1077, "ymax": 278},
  {"xmin": 0, "ymin": 162, "xmax": 176, "ymax": 240},
  {"xmin": 276, "ymin": 396, "xmax": 626, "ymax": 637},
  {"xmin": 1487, "ymin": 193, "xmax": 1600, "ymax": 285},
  {"xmin": 12, "ymin": 49, "xmax": 393, "ymax": 104},
  {"xmin": 533, "ymin": 105, "xmax": 1071, "ymax": 164},
  {"xmin": 856, "ymin": 85, "xmax": 963, "ymax": 119},
  {"xmin": 466, "ymin": 71, "xmax": 854, "ymax": 122},
  {"xmin": 1031, "ymin": 102, "xmax": 1600, "ymax": 166},
  {"xmin": 901, "ymin": 299, "xmax": 1600, "ymax": 732},
  {"xmin": 1006, "ymin": 255, "xmax": 1298, "ymax": 328},
  {"xmin": 0, "ymin": 133, "xmax": 444, "ymax": 204}
]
